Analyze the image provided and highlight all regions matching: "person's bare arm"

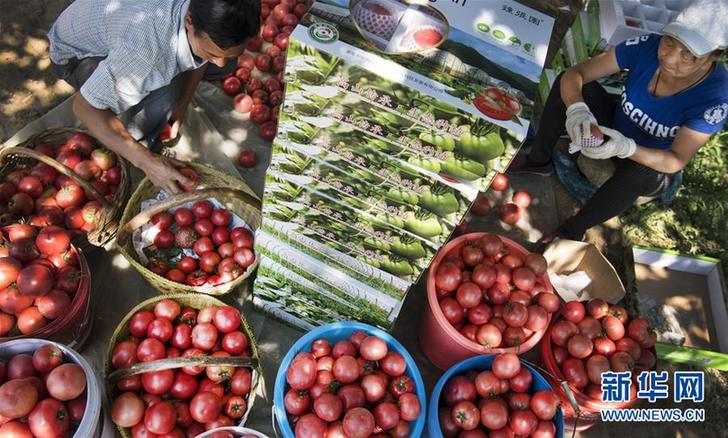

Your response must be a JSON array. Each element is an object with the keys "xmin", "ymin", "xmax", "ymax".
[
  {"xmin": 72, "ymin": 94, "xmax": 191, "ymax": 194},
  {"xmin": 169, "ymin": 65, "xmax": 209, "ymax": 139},
  {"xmin": 560, "ymin": 48, "xmax": 622, "ymax": 107},
  {"xmin": 630, "ymin": 127, "xmax": 711, "ymax": 173}
]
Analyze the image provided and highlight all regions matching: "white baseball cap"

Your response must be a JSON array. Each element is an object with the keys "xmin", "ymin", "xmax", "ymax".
[{"xmin": 661, "ymin": 0, "xmax": 728, "ymax": 57}]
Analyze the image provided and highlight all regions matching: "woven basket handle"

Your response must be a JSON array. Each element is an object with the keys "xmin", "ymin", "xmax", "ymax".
[
  {"xmin": 0, "ymin": 146, "xmax": 113, "ymax": 210},
  {"xmin": 116, "ymin": 187, "xmax": 262, "ymax": 246},
  {"xmin": 108, "ymin": 355, "xmax": 259, "ymax": 382}
]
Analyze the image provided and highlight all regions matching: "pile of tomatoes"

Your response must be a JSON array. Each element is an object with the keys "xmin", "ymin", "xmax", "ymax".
[
  {"xmin": 438, "ymin": 353, "xmax": 560, "ymax": 437},
  {"xmin": 0, "ymin": 344, "xmax": 88, "ymax": 437},
  {"xmin": 110, "ymin": 300, "xmax": 255, "ymax": 436},
  {"xmin": 470, "ymin": 173, "xmax": 532, "ymax": 226},
  {"xmin": 0, "ymin": 133, "xmax": 123, "ymax": 235},
  {"xmin": 223, "ymin": 0, "xmax": 309, "ymax": 144},
  {"xmin": 0, "ymin": 225, "xmax": 83, "ymax": 337},
  {"xmin": 144, "ymin": 200, "xmax": 255, "ymax": 287},
  {"xmin": 547, "ymin": 299, "xmax": 657, "ymax": 400},
  {"xmin": 434, "ymin": 233, "xmax": 557, "ymax": 350},
  {"xmin": 283, "ymin": 331, "xmax": 422, "ymax": 437}
]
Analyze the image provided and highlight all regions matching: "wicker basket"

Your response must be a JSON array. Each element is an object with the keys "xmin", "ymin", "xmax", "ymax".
[
  {"xmin": 105, "ymin": 294, "xmax": 262, "ymax": 438},
  {"xmin": 0, "ymin": 128, "xmax": 132, "ymax": 249},
  {"xmin": 116, "ymin": 162, "xmax": 261, "ymax": 296}
]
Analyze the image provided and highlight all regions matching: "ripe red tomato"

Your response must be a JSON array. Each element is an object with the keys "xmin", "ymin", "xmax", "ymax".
[
  {"xmin": 191, "ymin": 322, "xmax": 218, "ymax": 351},
  {"xmin": 561, "ymin": 357, "xmax": 588, "ymax": 388},
  {"xmin": 602, "ymin": 315, "xmax": 625, "ymax": 341},
  {"xmin": 238, "ymin": 149, "xmax": 257, "ymax": 168},
  {"xmin": 492, "ymin": 353, "xmax": 521, "ymax": 379},
  {"xmin": 265, "ymin": 44, "xmax": 282, "ymax": 58},
  {"xmin": 273, "ymin": 55, "xmax": 286, "ymax": 72},
  {"xmin": 550, "ymin": 320, "xmax": 578, "ymax": 346},
  {"xmin": 512, "ymin": 190, "xmax": 532, "ymax": 208},
  {"xmin": 284, "ymin": 388, "xmax": 310, "ymax": 416},
  {"xmin": 111, "ymin": 392, "xmax": 145, "ymax": 427},
  {"xmin": 233, "ymin": 247, "xmax": 255, "ymax": 269},
  {"xmin": 246, "ymin": 77, "xmax": 263, "ymax": 93},
  {"xmin": 567, "ymin": 334, "xmax": 594, "ymax": 359},
  {"xmin": 17, "ymin": 176, "xmax": 44, "ymax": 199},
  {"xmin": 233, "ymin": 93, "xmax": 254, "ymax": 113},
  {"xmin": 250, "ymin": 104, "xmax": 271, "ymax": 125},
  {"xmin": 499, "ymin": 202, "xmax": 522, "ymax": 225},
  {"xmin": 154, "ymin": 229, "xmax": 175, "ymax": 249},
  {"xmin": 561, "ymin": 301, "xmax": 586, "ymax": 323},
  {"xmin": 259, "ymin": 121, "xmax": 278, "ymax": 141},
  {"xmin": 439, "ymin": 297, "xmax": 464, "ymax": 325},
  {"xmin": 137, "ymin": 338, "xmax": 165, "ymax": 362},
  {"xmin": 435, "ymin": 262, "xmax": 461, "ymax": 292},
  {"xmin": 244, "ymin": 37, "xmax": 263, "ymax": 53},
  {"xmin": 490, "ymin": 173, "xmax": 509, "ymax": 191},
  {"xmin": 144, "ymin": 400, "xmax": 177, "ymax": 434},
  {"xmin": 17, "ymin": 264, "xmax": 54, "ymax": 297},
  {"xmin": 451, "ymin": 400, "xmax": 480, "ymax": 431},
  {"xmin": 151, "ymin": 211, "xmax": 174, "ymax": 230},
  {"xmin": 212, "ymin": 306, "xmax": 240, "ymax": 333},
  {"xmin": 455, "ymin": 281, "xmax": 482, "ymax": 309},
  {"xmin": 261, "ymin": 23, "xmax": 278, "ymax": 42},
  {"xmin": 141, "ymin": 369, "xmax": 174, "ymax": 395},
  {"xmin": 222, "ymin": 76, "xmax": 242, "ymax": 96},
  {"xmin": 28, "ymin": 398, "xmax": 70, "ymax": 438},
  {"xmin": 172, "ymin": 209, "xmax": 193, "ymax": 228}
]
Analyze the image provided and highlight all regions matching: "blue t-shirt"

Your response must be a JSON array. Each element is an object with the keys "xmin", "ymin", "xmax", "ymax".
[{"xmin": 613, "ymin": 34, "xmax": 728, "ymax": 150}]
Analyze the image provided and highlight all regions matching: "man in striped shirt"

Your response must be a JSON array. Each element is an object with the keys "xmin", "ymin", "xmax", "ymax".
[{"xmin": 48, "ymin": 0, "xmax": 260, "ymax": 194}]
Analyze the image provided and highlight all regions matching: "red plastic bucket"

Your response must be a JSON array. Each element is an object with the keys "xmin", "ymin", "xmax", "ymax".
[
  {"xmin": 0, "ymin": 245, "xmax": 93, "ymax": 350},
  {"xmin": 540, "ymin": 315, "xmax": 654, "ymax": 432},
  {"xmin": 420, "ymin": 232, "xmax": 555, "ymax": 370}
]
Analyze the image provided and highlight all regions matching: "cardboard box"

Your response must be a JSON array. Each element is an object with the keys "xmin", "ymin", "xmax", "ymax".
[
  {"xmin": 543, "ymin": 239, "xmax": 626, "ymax": 303},
  {"xmin": 252, "ymin": 0, "xmax": 556, "ymax": 330},
  {"xmin": 630, "ymin": 246, "xmax": 728, "ymax": 370}
]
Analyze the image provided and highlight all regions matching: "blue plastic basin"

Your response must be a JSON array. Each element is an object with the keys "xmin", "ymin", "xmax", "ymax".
[
  {"xmin": 427, "ymin": 354, "xmax": 564, "ymax": 437},
  {"xmin": 273, "ymin": 321, "xmax": 427, "ymax": 437}
]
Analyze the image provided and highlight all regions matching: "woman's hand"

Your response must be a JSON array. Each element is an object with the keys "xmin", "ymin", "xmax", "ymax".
[
  {"xmin": 565, "ymin": 102, "xmax": 597, "ymax": 146},
  {"xmin": 581, "ymin": 126, "xmax": 637, "ymax": 159},
  {"xmin": 139, "ymin": 153, "xmax": 193, "ymax": 195}
]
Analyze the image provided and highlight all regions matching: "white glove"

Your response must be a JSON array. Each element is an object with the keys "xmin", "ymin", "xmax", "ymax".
[
  {"xmin": 565, "ymin": 102, "xmax": 597, "ymax": 146},
  {"xmin": 581, "ymin": 126, "xmax": 637, "ymax": 160}
]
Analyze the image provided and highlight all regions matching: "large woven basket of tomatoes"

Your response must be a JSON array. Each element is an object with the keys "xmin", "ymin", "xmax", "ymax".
[
  {"xmin": 0, "ymin": 224, "xmax": 93, "ymax": 348},
  {"xmin": 0, "ymin": 128, "xmax": 132, "ymax": 249},
  {"xmin": 422, "ymin": 232, "xmax": 558, "ymax": 370},
  {"xmin": 116, "ymin": 162, "xmax": 261, "ymax": 296},
  {"xmin": 274, "ymin": 321, "xmax": 427, "ymax": 437},
  {"xmin": 106, "ymin": 295, "xmax": 261, "ymax": 437},
  {"xmin": 541, "ymin": 299, "xmax": 657, "ymax": 431}
]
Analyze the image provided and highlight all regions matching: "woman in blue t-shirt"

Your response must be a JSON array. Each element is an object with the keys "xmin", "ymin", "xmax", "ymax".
[{"xmin": 510, "ymin": 0, "xmax": 728, "ymax": 242}]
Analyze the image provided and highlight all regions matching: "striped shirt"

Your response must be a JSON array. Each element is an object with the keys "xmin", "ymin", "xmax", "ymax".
[{"xmin": 48, "ymin": 0, "xmax": 204, "ymax": 114}]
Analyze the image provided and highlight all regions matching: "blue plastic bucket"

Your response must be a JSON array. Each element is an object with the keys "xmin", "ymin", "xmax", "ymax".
[
  {"xmin": 427, "ymin": 354, "xmax": 565, "ymax": 437},
  {"xmin": 273, "ymin": 321, "xmax": 427, "ymax": 437}
]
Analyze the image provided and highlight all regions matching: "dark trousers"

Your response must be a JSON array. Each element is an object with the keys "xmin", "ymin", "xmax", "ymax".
[
  {"xmin": 527, "ymin": 74, "xmax": 671, "ymax": 240},
  {"xmin": 53, "ymin": 57, "xmax": 236, "ymax": 151}
]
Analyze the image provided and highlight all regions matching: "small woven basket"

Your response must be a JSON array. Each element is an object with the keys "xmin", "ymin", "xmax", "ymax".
[{"xmin": 116, "ymin": 162, "xmax": 261, "ymax": 296}]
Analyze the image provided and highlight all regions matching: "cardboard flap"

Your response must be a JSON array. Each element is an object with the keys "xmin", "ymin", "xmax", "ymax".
[{"xmin": 543, "ymin": 239, "xmax": 625, "ymax": 303}]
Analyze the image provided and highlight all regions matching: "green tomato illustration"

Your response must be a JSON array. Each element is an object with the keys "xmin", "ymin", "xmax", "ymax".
[{"xmin": 477, "ymin": 23, "xmax": 490, "ymax": 33}]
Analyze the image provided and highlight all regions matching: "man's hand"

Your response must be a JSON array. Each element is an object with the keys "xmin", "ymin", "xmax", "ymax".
[
  {"xmin": 581, "ymin": 126, "xmax": 637, "ymax": 160},
  {"xmin": 139, "ymin": 153, "xmax": 193, "ymax": 195}
]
